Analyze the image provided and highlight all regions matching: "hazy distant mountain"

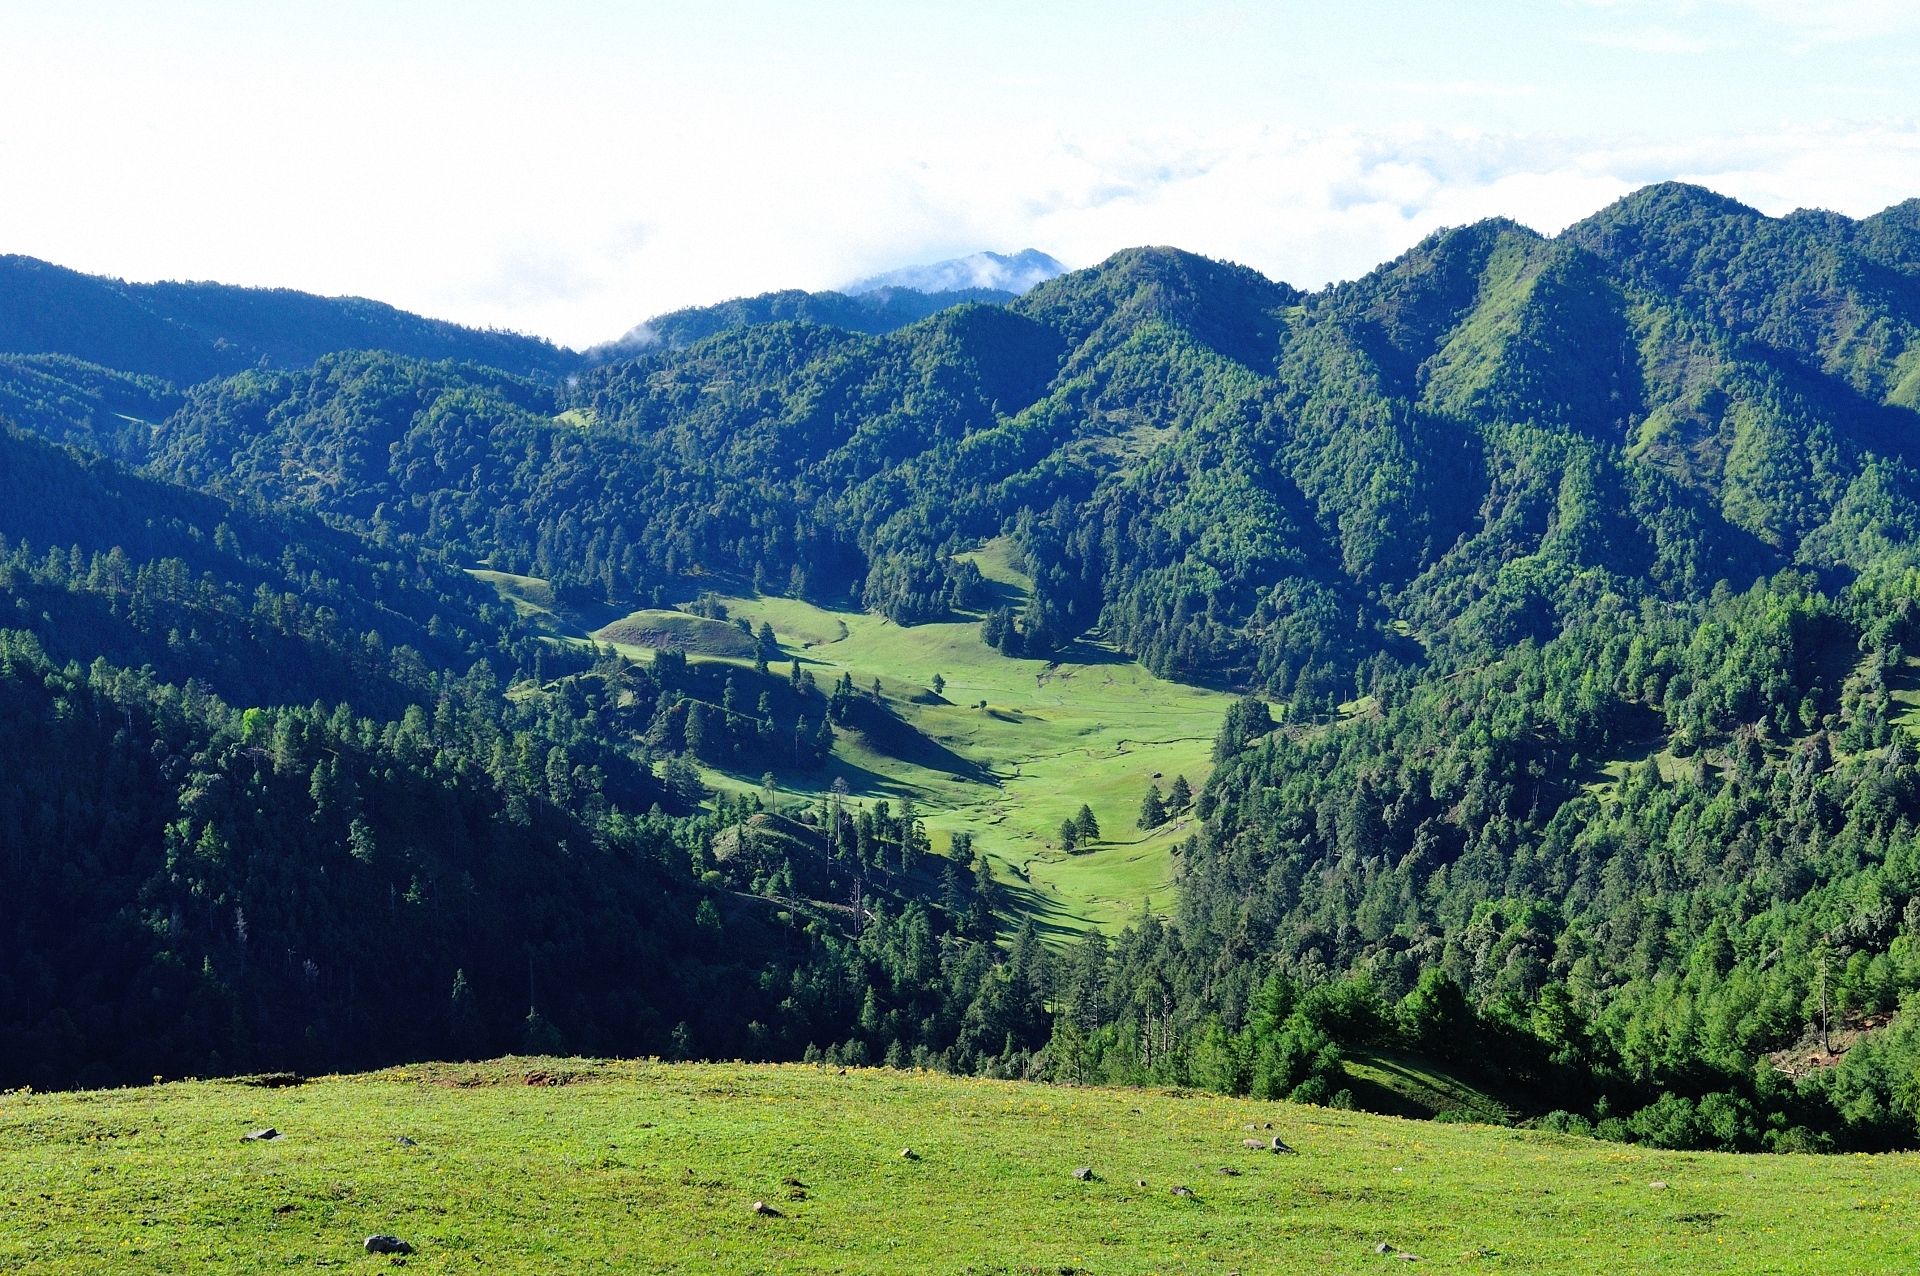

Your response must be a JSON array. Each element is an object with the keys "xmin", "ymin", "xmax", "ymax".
[
  {"xmin": 845, "ymin": 249, "xmax": 1067, "ymax": 296},
  {"xmin": 586, "ymin": 284, "xmax": 1015, "ymax": 359}
]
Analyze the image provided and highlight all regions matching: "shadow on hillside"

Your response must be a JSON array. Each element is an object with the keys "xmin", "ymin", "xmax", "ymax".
[
  {"xmin": 989, "ymin": 873, "xmax": 1101, "ymax": 944},
  {"xmin": 846, "ymin": 704, "xmax": 997, "ymax": 786}
]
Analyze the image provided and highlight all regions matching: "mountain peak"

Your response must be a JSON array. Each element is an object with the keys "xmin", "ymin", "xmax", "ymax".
[{"xmin": 846, "ymin": 249, "xmax": 1067, "ymax": 297}]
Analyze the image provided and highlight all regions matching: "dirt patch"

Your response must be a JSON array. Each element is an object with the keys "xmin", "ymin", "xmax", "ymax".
[
  {"xmin": 385, "ymin": 1058, "xmax": 621, "ymax": 1088},
  {"xmin": 1766, "ymin": 1013, "xmax": 1894, "ymax": 1080},
  {"xmin": 229, "ymin": 1072, "xmax": 306, "ymax": 1088}
]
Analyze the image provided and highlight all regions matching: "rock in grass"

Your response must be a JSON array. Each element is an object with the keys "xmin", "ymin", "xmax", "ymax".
[
  {"xmin": 395, "ymin": 1136, "xmax": 416, "ymax": 1147},
  {"xmin": 242, "ymin": 1128, "xmax": 281, "ymax": 1142},
  {"xmin": 1242, "ymin": 1138, "xmax": 1267, "ymax": 1149},
  {"xmin": 900, "ymin": 1147, "xmax": 918, "ymax": 1160},
  {"xmin": 364, "ymin": 1235, "xmax": 413, "ymax": 1254},
  {"xmin": 751, "ymin": 1200, "xmax": 782, "ymax": 1216},
  {"xmin": 1170, "ymin": 1185, "xmax": 1194, "ymax": 1197},
  {"xmin": 1072, "ymin": 1167, "xmax": 1094, "ymax": 1181},
  {"xmin": 1217, "ymin": 1166, "xmax": 1241, "ymax": 1176},
  {"xmin": 1270, "ymin": 1136, "xmax": 1294, "ymax": 1153},
  {"xmin": 1375, "ymin": 1242, "xmax": 1394, "ymax": 1254}
]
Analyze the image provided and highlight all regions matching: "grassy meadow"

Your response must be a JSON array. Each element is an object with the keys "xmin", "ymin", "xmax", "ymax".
[
  {"xmin": 555, "ymin": 540, "xmax": 1238, "ymax": 939},
  {"xmin": 4, "ymin": 1060, "xmax": 1915, "ymax": 1274}
]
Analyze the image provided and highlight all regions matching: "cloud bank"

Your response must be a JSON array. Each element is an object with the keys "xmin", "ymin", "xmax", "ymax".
[{"xmin": 0, "ymin": 3, "xmax": 1914, "ymax": 348}]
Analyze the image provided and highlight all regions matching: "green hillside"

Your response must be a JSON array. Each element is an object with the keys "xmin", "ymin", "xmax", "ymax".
[
  {"xmin": 6, "ymin": 1061, "xmax": 1917, "ymax": 1275},
  {"xmin": 591, "ymin": 282, "xmax": 1018, "ymax": 356},
  {"xmin": 602, "ymin": 578, "xmax": 1229, "ymax": 936},
  {"xmin": 0, "ymin": 253, "xmax": 577, "ymax": 385},
  {"xmin": 15, "ymin": 185, "xmax": 1920, "ymax": 1156}
]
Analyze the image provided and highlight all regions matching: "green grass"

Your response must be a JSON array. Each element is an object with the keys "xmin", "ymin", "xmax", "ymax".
[
  {"xmin": 1340, "ymin": 1050, "xmax": 1518, "ymax": 1124},
  {"xmin": 597, "ymin": 563, "xmax": 1233, "ymax": 938},
  {"xmin": 475, "ymin": 544, "xmax": 1237, "ymax": 938},
  {"xmin": 5, "ymin": 1060, "xmax": 1918, "ymax": 1274},
  {"xmin": 593, "ymin": 609, "xmax": 757, "ymax": 658},
  {"xmin": 467, "ymin": 570, "xmax": 621, "ymax": 640}
]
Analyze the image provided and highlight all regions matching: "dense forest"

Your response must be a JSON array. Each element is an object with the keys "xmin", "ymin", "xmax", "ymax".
[{"xmin": 10, "ymin": 183, "xmax": 1920, "ymax": 1154}]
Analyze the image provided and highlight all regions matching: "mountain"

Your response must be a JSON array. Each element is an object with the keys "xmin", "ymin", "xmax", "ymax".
[
  {"xmin": 846, "ymin": 248, "xmax": 1069, "ymax": 296},
  {"xmin": 588, "ymin": 283, "xmax": 1018, "ymax": 358},
  {"xmin": 15, "ymin": 184, "xmax": 1920, "ymax": 1151},
  {"xmin": 0, "ymin": 254, "xmax": 579, "ymax": 386},
  {"xmin": 581, "ymin": 249, "xmax": 1069, "ymax": 361}
]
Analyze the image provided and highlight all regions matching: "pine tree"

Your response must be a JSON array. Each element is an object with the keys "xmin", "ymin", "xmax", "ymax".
[
  {"xmin": 685, "ymin": 700, "xmax": 708, "ymax": 760},
  {"xmin": 449, "ymin": 968, "xmax": 477, "ymax": 1057},
  {"xmin": 1168, "ymin": 774, "xmax": 1192, "ymax": 811},
  {"xmin": 1074, "ymin": 804, "xmax": 1100, "ymax": 842},
  {"xmin": 1138, "ymin": 783, "xmax": 1166, "ymax": 830},
  {"xmin": 1059, "ymin": 819, "xmax": 1079, "ymax": 852}
]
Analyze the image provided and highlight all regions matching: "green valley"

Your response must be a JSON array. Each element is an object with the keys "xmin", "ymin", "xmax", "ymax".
[
  {"xmin": 16, "ymin": 184, "xmax": 1920, "ymax": 1168},
  {"xmin": 579, "ymin": 557, "xmax": 1229, "ymax": 937}
]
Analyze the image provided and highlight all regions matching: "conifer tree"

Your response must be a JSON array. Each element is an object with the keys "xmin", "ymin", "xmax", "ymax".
[{"xmin": 1138, "ymin": 782, "xmax": 1166, "ymax": 830}]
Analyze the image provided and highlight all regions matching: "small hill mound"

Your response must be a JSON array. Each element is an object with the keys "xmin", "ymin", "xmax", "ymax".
[{"xmin": 595, "ymin": 609, "xmax": 755, "ymax": 657}]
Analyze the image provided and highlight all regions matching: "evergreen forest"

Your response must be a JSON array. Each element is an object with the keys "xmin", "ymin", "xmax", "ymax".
[{"xmin": 11, "ymin": 183, "xmax": 1920, "ymax": 1154}]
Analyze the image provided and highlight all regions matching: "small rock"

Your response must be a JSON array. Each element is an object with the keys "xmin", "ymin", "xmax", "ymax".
[
  {"xmin": 751, "ymin": 1200, "xmax": 782, "ymax": 1216},
  {"xmin": 781, "ymin": 1176, "xmax": 807, "ymax": 1188},
  {"xmin": 395, "ymin": 1136, "xmax": 416, "ymax": 1147},
  {"xmin": 1170, "ymin": 1185, "xmax": 1194, "ymax": 1197},
  {"xmin": 1217, "ymin": 1166, "xmax": 1241, "ymax": 1176},
  {"xmin": 242, "ymin": 1128, "xmax": 281, "ymax": 1142},
  {"xmin": 1395, "ymin": 1253, "xmax": 1422, "ymax": 1261},
  {"xmin": 900, "ymin": 1147, "xmax": 918, "ymax": 1160},
  {"xmin": 1072, "ymin": 1167, "xmax": 1094, "ymax": 1181},
  {"xmin": 1242, "ymin": 1123, "xmax": 1257, "ymax": 1131},
  {"xmin": 1135, "ymin": 1178, "xmax": 1148, "ymax": 1187},
  {"xmin": 1375, "ymin": 1242, "xmax": 1395, "ymax": 1255},
  {"xmin": 1270, "ymin": 1136, "xmax": 1294, "ymax": 1153},
  {"xmin": 1648, "ymin": 1180, "xmax": 1668, "ymax": 1189},
  {"xmin": 1242, "ymin": 1138, "xmax": 1267, "ymax": 1150},
  {"xmin": 364, "ymin": 1235, "xmax": 413, "ymax": 1255}
]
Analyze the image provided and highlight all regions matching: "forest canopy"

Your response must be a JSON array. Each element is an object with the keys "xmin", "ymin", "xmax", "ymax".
[{"xmin": 10, "ymin": 184, "xmax": 1920, "ymax": 1151}]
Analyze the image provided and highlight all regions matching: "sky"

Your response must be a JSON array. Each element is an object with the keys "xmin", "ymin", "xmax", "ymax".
[{"xmin": 1, "ymin": 1, "xmax": 1917, "ymax": 348}]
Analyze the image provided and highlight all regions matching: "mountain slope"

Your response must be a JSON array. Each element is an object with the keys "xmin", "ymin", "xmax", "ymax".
[
  {"xmin": 18, "ymin": 184, "xmax": 1920, "ymax": 1150},
  {"xmin": 0, "ymin": 254, "xmax": 578, "ymax": 385},
  {"xmin": 847, "ymin": 247, "xmax": 1068, "ymax": 295},
  {"xmin": 590, "ymin": 284, "xmax": 1018, "ymax": 358}
]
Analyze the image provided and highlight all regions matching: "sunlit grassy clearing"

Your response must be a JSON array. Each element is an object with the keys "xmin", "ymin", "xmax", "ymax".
[{"xmin": 622, "ymin": 589, "xmax": 1232, "ymax": 936}]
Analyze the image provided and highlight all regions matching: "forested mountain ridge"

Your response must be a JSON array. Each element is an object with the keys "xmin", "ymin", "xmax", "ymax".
[
  {"xmin": 590, "ymin": 283, "xmax": 1020, "ymax": 358},
  {"xmin": 0, "ymin": 253, "xmax": 578, "ymax": 386},
  {"xmin": 112, "ymin": 186, "xmax": 1920, "ymax": 704},
  {"xmin": 17, "ymin": 183, "xmax": 1920, "ymax": 1152}
]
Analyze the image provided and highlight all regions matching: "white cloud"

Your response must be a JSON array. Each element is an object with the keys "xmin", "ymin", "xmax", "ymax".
[{"xmin": 0, "ymin": 5, "xmax": 1914, "ymax": 348}]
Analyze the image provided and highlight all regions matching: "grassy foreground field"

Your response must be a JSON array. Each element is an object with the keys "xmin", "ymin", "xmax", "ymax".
[{"xmin": 5, "ymin": 1061, "xmax": 1916, "ymax": 1275}]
